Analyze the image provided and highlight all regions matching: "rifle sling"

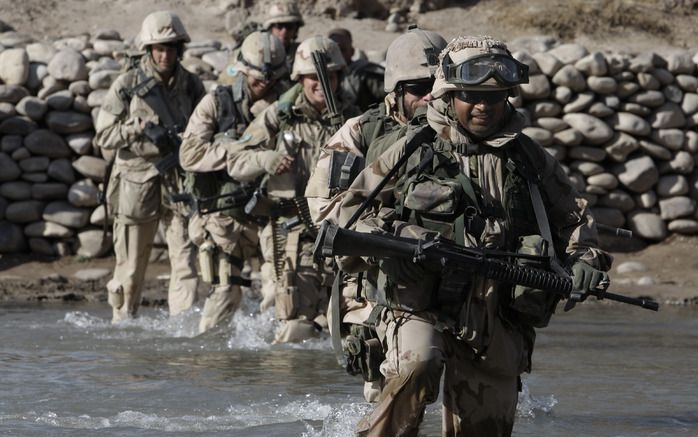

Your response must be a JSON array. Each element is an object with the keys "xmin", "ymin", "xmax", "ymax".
[{"xmin": 134, "ymin": 68, "xmax": 182, "ymax": 134}]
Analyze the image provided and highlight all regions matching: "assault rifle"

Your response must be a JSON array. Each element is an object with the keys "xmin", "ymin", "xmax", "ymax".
[
  {"xmin": 143, "ymin": 121, "xmax": 182, "ymax": 175},
  {"xmin": 313, "ymin": 221, "xmax": 659, "ymax": 311},
  {"xmin": 170, "ymin": 185, "xmax": 257, "ymax": 216},
  {"xmin": 311, "ymin": 50, "xmax": 343, "ymax": 130}
]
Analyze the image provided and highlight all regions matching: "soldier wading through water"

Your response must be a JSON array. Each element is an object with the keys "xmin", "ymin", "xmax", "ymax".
[
  {"xmin": 322, "ymin": 35, "xmax": 612, "ymax": 436},
  {"xmin": 95, "ymin": 11, "xmax": 205, "ymax": 323},
  {"xmin": 179, "ymin": 30, "xmax": 289, "ymax": 333}
]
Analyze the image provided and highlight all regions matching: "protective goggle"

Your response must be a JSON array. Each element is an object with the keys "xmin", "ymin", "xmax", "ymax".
[{"xmin": 442, "ymin": 53, "xmax": 529, "ymax": 86}]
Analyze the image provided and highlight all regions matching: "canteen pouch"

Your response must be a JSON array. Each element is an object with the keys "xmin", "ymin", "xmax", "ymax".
[
  {"xmin": 509, "ymin": 235, "xmax": 561, "ymax": 328},
  {"xmin": 106, "ymin": 278, "xmax": 124, "ymax": 310},
  {"xmin": 345, "ymin": 324, "xmax": 384, "ymax": 382},
  {"xmin": 275, "ymin": 284, "xmax": 299, "ymax": 320}
]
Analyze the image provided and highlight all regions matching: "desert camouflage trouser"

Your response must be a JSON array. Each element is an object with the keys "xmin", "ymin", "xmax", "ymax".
[
  {"xmin": 108, "ymin": 210, "xmax": 199, "ymax": 323},
  {"xmin": 357, "ymin": 310, "xmax": 528, "ymax": 437},
  {"xmin": 259, "ymin": 218, "xmax": 329, "ymax": 343},
  {"xmin": 188, "ymin": 213, "xmax": 260, "ymax": 333}
]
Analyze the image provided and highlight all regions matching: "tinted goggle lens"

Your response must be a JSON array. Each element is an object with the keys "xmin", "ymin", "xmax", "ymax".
[
  {"xmin": 402, "ymin": 79, "xmax": 435, "ymax": 96},
  {"xmin": 455, "ymin": 90, "xmax": 508, "ymax": 104},
  {"xmin": 445, "ymin": 54, "xmax": 528, "ymax": 86}
]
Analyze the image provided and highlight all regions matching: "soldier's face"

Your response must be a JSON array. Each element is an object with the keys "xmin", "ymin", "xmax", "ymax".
[
  {"xmin": 271, "ymin": 23, "xmax": 299, "ymax": 48},
  {"xmin": 453, "ymin": 90, "xmax": 508, "ymax": 138},
  {"xmin": 150, "ymin": 43, "xmax": 178, "ymax": 73},
  {"xmin": 300, "ymin": 72, "xmax": 339, "ymax": 110},
  {"xmin": 247, "ymin": 75, "xmax": 273, "ymax": 100},
  {"xmin": 401, "ymin": 81, "xmax": 434, "ymax": 119}
]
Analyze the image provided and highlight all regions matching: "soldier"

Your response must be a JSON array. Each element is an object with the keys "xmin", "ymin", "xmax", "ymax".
[
  {"xmin": 328, "ymin": 27, "xmax": 386, "ymax": 112},
  {"xmin": 95, "ymin": 11, "xmax": 205, "ymax": 323},
  {"xmin": 305, "ymin": 27, "xmax": 447, "ymax": 402},
  {"xmin": 179, "ymin": 31, "xmax": 289, "ymax": 333},
  {"xmin": 263, "ymin": 0, "xmax": 304, "ymax": 72},
  {"xmin": 224, "ymin": 36, "xmax": 360, "ymax": 343},
  {"xmin": 324, "ymin": 35, "xmax": 612, "ymax": 436}
]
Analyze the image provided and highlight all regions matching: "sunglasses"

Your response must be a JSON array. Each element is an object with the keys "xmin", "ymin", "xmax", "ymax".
[
  {"xmin": 454, "ymin": 90, "xmax": 508, "ymax": 104},
  {"xmin": 401, "ymin": 80, "xmax": 435, "ymax": 96},
  {"xmin": 272, "ymin": 22, "xmax": 300, "ymax": 31}
]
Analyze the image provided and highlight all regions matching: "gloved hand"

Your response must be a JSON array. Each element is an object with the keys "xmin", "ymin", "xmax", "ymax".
[
  {"xmin": 571, "ymin": 261, "xmax": 610, "ymax": 301},
  {"xmin": 258, "ymin": 150, "xmax": 294, "ymax": 175}
]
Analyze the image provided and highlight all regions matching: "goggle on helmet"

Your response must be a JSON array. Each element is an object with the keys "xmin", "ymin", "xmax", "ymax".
[{"xmin": 442, "ymin": 53, "xmax": 529, "ymax": 87}]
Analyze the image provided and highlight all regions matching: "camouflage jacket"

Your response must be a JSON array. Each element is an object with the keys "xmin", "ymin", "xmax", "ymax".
[{"xmin": 224, "ymin": 83, "xmax": 360, "ymax": 200}]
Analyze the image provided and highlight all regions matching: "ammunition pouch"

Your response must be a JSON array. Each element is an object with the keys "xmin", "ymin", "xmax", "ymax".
[
  {"xmin": 328, "ymin": 150, "xmax": 365, "ymax": 190},
  {"xmin": 345, "ymin": 323, "xmax": 384, "ymax": 382},
  {"xmin": 509, "ymin": 235, "xmax": 561, "ymax": 328}
]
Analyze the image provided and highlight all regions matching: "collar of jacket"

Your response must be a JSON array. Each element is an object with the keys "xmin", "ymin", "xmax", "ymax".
[{"xmin": 426, "ymin": 97, "xmax": 526, "ymax": 151}]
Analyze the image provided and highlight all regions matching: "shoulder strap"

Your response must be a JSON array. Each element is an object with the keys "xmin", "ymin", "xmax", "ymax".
[{"xmin": 131, "ymin": 67, "xmax": 183, "ymax": 132}]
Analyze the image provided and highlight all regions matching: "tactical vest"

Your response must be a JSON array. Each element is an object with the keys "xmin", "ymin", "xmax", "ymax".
[
  {"xmin": 395, "ymin": 136, "xmax": 540, "ymax": 250},
  {"xmin": 184, "ymin": 78, "xmax": 252, "ymax": 219},
  {"xmin": 384, "ymin": 135, "xmax": 552, "ymax": 324}
]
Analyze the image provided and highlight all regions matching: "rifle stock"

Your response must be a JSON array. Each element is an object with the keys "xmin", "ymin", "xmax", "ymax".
[{"xmin": 314, "ymin": 221, "xmax": 659, "ymax": 311}]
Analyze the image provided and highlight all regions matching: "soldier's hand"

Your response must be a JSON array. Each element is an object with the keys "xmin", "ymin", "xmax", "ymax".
[
  {"xmin": 259, "ymin": 150, "xmax": 294, "ymax": 175},
  {"xmin": 275, "ymin": 155, "xmax": 295, "ymax": 175},
  {"xmin": 570, "ymin": 261, "xmax": 610, "ymax": 301}
]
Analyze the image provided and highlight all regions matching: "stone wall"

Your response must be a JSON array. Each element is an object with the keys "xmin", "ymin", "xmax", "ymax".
[
  {"xmin": 0, "ymin": 30, "xmax": 226, "ymax": 256},
  {"xmin": 0, "ymin": 29, "xmax": 697, "ymax": 256}
]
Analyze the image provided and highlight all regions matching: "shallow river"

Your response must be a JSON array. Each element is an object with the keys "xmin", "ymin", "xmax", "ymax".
[{"xmin": 1, "ymin": 295, "xmax": 697, "ymax": 437}]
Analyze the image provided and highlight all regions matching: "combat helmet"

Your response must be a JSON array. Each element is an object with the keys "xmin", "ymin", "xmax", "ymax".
[
  {"xmin": 263, "ymin": 1, "xmax": 304, "ymax": 29},
  {"xmin": 290, "ymin": 36, "xmax": 346, "ymax": 81},
  {"xmin": 431, "ymin": 35, "xmax": 529, "ymax": 99},
  {"xmin": 383, "ymin": 26, "xmax": 447, "ymax": 93},
  {"xmin": 237, "ymin": 30, "xmax": 288, "ymax": 81},
  {"xmin": 137, "ymin": 10, "xmax": 191, "ymax": 51}
]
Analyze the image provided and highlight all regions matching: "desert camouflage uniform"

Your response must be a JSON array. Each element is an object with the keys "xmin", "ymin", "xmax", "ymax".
[
  {"xmin": 324, "ymin": 37, "xmax": 612, "ymax": 436},
  {"xmin": 224, "ymin": 78, "xmax": 359, "ymax": 342},
  {"xmin": 180, "ymin": 30, "xmax": 288, "ymax": 333},
  {"xmin": 95, "ymin": 36, "xmax": 205, "ymax": 323},
  {"xmin": 306, "ymin": 27, "xmax": 447, "ymax": 402}
]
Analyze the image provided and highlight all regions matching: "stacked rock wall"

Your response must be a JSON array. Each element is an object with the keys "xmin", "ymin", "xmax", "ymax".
[
  {"xmin": 0, "ymin": 30, "xmax": 226, "ymax": 256},
  {"xmin": 510, "ymin": 43, "xmax": 698, "ymax": 243},
  {"xmin": 1, "ymin": 29, "xmax": 698, "ymax": 256}
]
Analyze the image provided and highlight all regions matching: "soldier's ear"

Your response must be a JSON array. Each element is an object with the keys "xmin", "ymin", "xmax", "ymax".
[{"xmin": 508, "ymin": 86, "xmax": 521, "ymax": 98}]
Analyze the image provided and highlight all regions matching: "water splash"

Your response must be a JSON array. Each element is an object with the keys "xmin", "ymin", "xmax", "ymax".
[
  {"xmin": 301, "ymin": 401, "xmax": 371, "ymax": 437},
  {"xmin": 20, "ymin": 396, "xmax": 361, "ymax": 434},
  {"xmin": 61, "ymin": 307, "xmax": 202, "ymax": 339},
  {"xmin": 517, "ymin": 379, "xmax": 557, "ymax": 418}
]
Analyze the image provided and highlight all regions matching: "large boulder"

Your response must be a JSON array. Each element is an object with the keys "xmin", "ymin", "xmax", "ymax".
[
  {"xmin": 0, "ymin": 48, "xmax": 29, "ymax": 85},
  {"xmin": 562, "ymin": 113, "xmax": 614, "ymax": 145},
  {"xmin": 0, "ymin": 152, "xmax": 21, "ymax": 181},
  {"xmin": 627, "ymin": 212, "xmax": 667, "ymax": 241},
  {"xmin": 0, "ymin": 221, "xmax": 27, "ymax": 252},
  {"xmin": 24, "ymin": 129, "xmax": 72, "ymax": 158},
  {"xmin": 46, "ymin": 111, "xmax": 93, "ymax": 134},
  {"xmin": 616, "ymin": 156, "xmax": 659, "ymax": 193},
  {"xmin": 42, "ymin": 200, "xmax": 90, "ymax": 228},
  {"xmin": 4, "ymin": 200, "xmax": 45, "ymax": 223},
  {"xmin": 47, "ymin": 48, "xmax": 88, "ymax": 82}
]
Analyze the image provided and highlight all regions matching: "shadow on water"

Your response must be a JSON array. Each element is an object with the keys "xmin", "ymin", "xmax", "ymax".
[{"xmin": 1, "ymin": 300, "xmax": 696, "ymax": 436}]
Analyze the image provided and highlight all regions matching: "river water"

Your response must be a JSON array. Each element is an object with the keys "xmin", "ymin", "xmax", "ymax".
[{"xmin": 1, "ymin": 295, "xmax": 696, "ymax": 437}]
